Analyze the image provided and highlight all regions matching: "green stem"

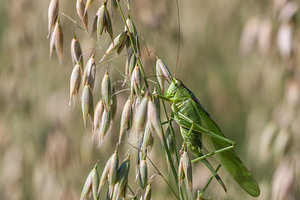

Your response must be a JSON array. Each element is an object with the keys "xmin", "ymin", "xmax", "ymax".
[
  {"xmin": 141, "ymin": 35, "xmax": 180, "ymax": 166},
  {"xmin": 128, "ymin": 185, "xmax": 138, "ymax": 200},
  {"xmin": 117, "ymin": 2, "xmax": 184, "ymax": 199},
  {"xmin": 160, "ymin": 125, "xmax": 184, "ymax": 200},
  {"xmin": 126, "ymin": 142, "xmax": 180, "ymax": 200},
  {"xmin": 141, "ymin": 33, "xmax": 184, "ymax": 199},
  {"xmin": 116, "ymin": 0, "xmax": 149, "ymax": 89}
]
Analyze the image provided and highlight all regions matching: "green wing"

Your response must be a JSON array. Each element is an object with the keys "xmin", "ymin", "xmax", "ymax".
[{"xmin": 191, "ymin": 100, "xmax": 260, "ymax": 197}]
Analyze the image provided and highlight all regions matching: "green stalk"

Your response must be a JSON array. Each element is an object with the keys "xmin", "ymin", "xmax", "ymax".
[
  {"xmin": 117, "ymin": 2, "xmax": 184, "ymax": 199},
  {"xmin": 160, "ymin": 126, "xmax": 185, "ymax": 200},
  {"xmin": 126, "ymin": 142, "xmax": 180, "ymax": 200},
  {"xmin": 116, "ymin": 1, "xmax": 149, "ymax": 89}
]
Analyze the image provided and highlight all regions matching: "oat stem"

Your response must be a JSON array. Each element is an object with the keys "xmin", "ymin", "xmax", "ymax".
[
  {"xmin": 116, "ymin": 0, "xmax": 149, "ymax": 89},
  {"xmin": 117, "ymin": 2, "xmax": 182, "ymax": 196},
  {"xmin": 128, "ymin": 185, "xmax": 138, "ymax": 200},
  {"xmin": 139, "ymin": 22, "xmax": 185, "ymax": 200},
  {"xmin": 61, "ymin": 12, "xmax": 86, "ymax": 33},
  {"xmin": 126, "ymin": 142, "xmax": 180, "ymax": 200}
]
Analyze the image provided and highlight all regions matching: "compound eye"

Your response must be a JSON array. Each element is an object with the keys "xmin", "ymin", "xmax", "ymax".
[{"xmin": 175, "ymin": 80, "xmax": 180, "ymax": 86}]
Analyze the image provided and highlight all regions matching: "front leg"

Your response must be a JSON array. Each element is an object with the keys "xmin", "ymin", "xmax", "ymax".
[{"xmin": 154, "ymin": 94, "xmax": 173, "ymax": 102}]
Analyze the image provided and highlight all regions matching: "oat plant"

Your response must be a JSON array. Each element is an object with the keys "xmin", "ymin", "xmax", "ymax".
[{"xmin": 47, "ymin": 0, "xmax": 260, "ymax": 199}]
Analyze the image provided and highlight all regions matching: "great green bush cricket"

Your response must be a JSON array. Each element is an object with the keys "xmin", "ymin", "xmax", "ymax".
[{"xmin": 156, "ymin": 78, "xmax": 260, "ymax": 197}]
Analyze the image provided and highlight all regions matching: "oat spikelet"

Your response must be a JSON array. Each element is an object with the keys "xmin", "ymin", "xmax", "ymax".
[
  {"xmin": 147, "ymin": 99, "xmax": 163, "ymax": 141},
  {"xmin": 132, "ymin": 96, "xmax": 148, "ymax": 135},
  {"xmin": 94, "ymin": 100, "xmax": 104, "ymax": 132},
  {"xmin": 84, "ymin": 0, "xmax": 94, "ymax": 15},
  {"xmin": 69, "ymin": 63, "xmax": 82, "ymax": 105},
  {"xmin": 131, "ymin": 66, "xmax": 141, "ymax": 96},
  {"xmin": 100, "ymin": 31, "xmax": 128, "ymax": 62},
  {"xmin": 82, "ymin": 54, "xmax": 96, "ymax": 89},
  {"xmin": 156, "ymin": 58, "xmax": 172, "ymax": 91},
  {"xmin": 81, "ymin": 85, "xmax": 94, "ymax": 128},
  {"xmin": 125, "ymin": 50, "xmax": 136, "ymax": 79},
  {"xmin": 52, "ymin": 19, "xmax": 64, "ymax": 64},
  {"xmin": 109, "ymin": 149, "xmax": 119, "ymax": 186},
  {"xmin": 104, "ymin": 4, "xmax": 113, "ymax": 41},
  {"xmin": 182, "ymin": 151, "xmax": 193, "ymax": 191},
  {"xmin": 47, "ymin": 0, "xmax": 59, "ymax": 38},
  {"xmin": 144, "ymin": 182, "xmax": 152, "ymax": 200},
  {"xmin": 112, "ymin": 154, "xmax": 130, "ymax": 200},
  {"xmin": 101, "ymin": 70, "xmax": 112, "ymax": 110},
  {"xmin": 80, "ymin": 165, "xmax": 99, "ymax": 200},
  {"xmin": 71, "ymin": 34, "xmax": 83, "ymax": 69},
  {"xmin": 92, "ymin": 165, "xmax": 99, "ymax": 200},
  {"xmin": 76, "ymin": 0, "xmax": 85, "ymax": 20},
  {"xmin": 76, "ymin": 0, "xmax": 88, "ymax": 31},
  {"xmin": 49, "ymin": 27, "xmax": 56, "ymax": 58},
  {"xmin": 97, "ymin": 109, "xmax": 111, "ymax": 147},
  {"xmin": 141, "ymin": 122, "xmax": 154, "ymax": 152},
  {"xmin": 139, "ymin": 158, "xmax": 148, "ymax": 189},
  {"xmin": 119, "ymin": 98, "xmax": 132, "ymax": 142},
  {"xmin": 111, "ymin": 85, "xmax": 117, "ymax": 120},
  {"xmin": 98, "ymin": 156, "xmax": 112, "ymax": 195},
  {"xmin": 178, "ymin": 153, "xmax": 185, "ymax": 187},
  {"xmin": 96, "ymin": 3, "xmax": 105, "ymax": 39}
]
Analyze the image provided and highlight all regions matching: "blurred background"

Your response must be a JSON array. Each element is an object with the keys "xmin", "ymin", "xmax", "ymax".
[{"xmin": 0, "ymin": 0, "xmax": 299, "ymax": 199}]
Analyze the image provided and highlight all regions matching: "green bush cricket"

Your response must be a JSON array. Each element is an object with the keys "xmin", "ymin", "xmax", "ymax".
[{"xmin": 157, "ymin": 78, "xmax": 260, "ymax": 197}]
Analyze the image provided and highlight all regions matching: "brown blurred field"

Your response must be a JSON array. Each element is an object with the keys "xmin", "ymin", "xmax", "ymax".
[{"xmin": 0, "ymin": 0, "xmax": 299, "ymax": 199}]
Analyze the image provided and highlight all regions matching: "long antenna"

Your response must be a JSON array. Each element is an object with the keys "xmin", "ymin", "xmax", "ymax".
[{"xmin": 174, "ymin": 0, "xmax": 181, "ymax": 78}]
